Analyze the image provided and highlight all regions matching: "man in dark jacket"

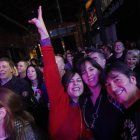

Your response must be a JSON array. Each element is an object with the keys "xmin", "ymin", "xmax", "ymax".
[
  {"xmin": 102, "ymin": 62, "xmax": 140, "ymax": 140},
  {"xmin": 0, "ymin": 57, "xmax": 35, "ymax": 112}
]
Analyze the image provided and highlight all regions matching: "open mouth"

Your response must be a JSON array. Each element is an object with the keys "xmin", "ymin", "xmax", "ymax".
[
  {"xmin": 115, "ymin": 89, "xmax": 123, "ymax": 96},
  {"xmin": 88, "ymin": 77, "xmax": 95, "ymax": 81},
  {"xmin": 72, "ymin": 87, "xmax": 80, "ymax": 91},
  {"xmin": 0, "ymin": 73, "xmax": 5, "ymax": 76}
]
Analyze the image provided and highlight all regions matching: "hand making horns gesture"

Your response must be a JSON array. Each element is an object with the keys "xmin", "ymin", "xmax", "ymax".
[{"xmin": 28, "ymin": 6, "xmax": 49, "ymax": 39}]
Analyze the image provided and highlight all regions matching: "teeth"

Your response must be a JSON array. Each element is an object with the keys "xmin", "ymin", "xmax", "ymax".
[
  {"xmin": 88, "ymin": 78, "xmax": 95, "ymax": 81},
  {"xmin": 115, "ymin": 90, "xmax": 123, "ymax": 96},
  {"xmin": 72, "ymin": 88, "xmax": 80, "ymax": 91}
]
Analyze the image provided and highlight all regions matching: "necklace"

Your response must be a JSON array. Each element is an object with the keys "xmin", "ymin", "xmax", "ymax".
[{"xmin": 83, "ymin": 94, "xmax": 102, "ymax": 130}]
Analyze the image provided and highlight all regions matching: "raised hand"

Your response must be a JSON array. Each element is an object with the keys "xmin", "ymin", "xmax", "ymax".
[{"xmin": 28, "ymin": 6, "xmax": 49, "ymax": 39}]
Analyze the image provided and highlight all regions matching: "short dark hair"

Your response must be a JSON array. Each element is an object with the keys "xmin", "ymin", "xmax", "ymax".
[
  {"xmin": 0, "ymin": 57, "xmax": 15, "ymax": 69},
  {"xmin": 101, "ymin": 62, "xmax": 137, "ymax": 85},
  {"xmin": 85, "ymin": 48, "xmax": 105, "ymax": 59},
  {"xmin": 66, "ymin": 53, "xmax": 74, "ymax": 57},
  {"xmin": 18, "ymin": 60, "xmax": 28, "ymax": 68},
  {"xmin": 30, "ymin": 58, "xmax": 38, "ymax": 65},
  {"xmin": 114, "ymin": 40, "xmax": 125, "ymax": 48},
  {"xmin": 105, "ymin": 45, "xmax": 112, "ymax": 53}
]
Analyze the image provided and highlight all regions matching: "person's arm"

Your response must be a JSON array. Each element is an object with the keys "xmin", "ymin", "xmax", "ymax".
[
  {"xmin": 28, "ymin": 6, "xmax": 69, "ymax": 111},
  {"xmin": 28, "ymin": 6, "xmax": 49, "ymax": 40}
]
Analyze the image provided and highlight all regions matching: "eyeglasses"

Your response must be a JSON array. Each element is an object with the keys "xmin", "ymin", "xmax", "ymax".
[{"xmin": 114, "ymin": 44, "xmax": 123, "ymax": 48}]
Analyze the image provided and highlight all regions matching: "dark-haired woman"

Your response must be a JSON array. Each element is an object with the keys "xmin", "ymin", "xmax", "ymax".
[
  {"xmin": 78, "ymin": 57, "xmax": 124, "ymax": 140},
  {"xmin": 0, "ymin": 88, "xmax": 48, "ymax": 140},
  {"xmin": 26, "ymin": 65, "xmax": 49, "ymax": 132},
  {"xmin": 28, "ymin": 6, "xmax": 93, "ymax": 140},
  {"xmin": 26, "ymin": 65, "xmax": 49, "ymax": 107}
]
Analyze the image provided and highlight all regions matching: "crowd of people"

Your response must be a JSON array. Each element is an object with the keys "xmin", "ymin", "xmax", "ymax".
[{"xmin": 0, "ymin": 6, "xmax": 140, "ymax": 140}]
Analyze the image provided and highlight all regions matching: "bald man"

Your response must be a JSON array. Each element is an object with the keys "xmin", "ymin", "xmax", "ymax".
[{"xmin": 55, "ymin": 56, "xmax": 65, "ymax": 78}]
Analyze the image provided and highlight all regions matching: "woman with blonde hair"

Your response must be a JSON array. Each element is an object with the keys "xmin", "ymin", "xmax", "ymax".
[
  {"xmin": 125, "ymin": 49, "xmax": 140, "ymax": 78},
  {"xmin": 0, "ymin": 88, "xmax": 48, "ymax": 140}
]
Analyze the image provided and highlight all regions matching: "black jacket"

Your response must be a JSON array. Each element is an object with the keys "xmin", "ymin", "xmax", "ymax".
[{"xmin": 9, "ymin": 76, "xmax": 32, "ymax": 111}]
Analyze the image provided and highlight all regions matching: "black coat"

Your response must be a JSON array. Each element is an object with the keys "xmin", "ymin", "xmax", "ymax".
[{"xmin": 10, "ymin": 76, "xmax": 33, "ymax": 111}]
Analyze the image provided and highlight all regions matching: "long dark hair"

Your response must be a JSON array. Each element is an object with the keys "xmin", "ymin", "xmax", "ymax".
[
  {"xmin": 0, "ymin": 88, "xmax": 34, "ymax": 140},
  {"xmin": 61, "ymin": 69, "xmax": 85, "ymax": 108},
  {"xmin": 78, "ymin": 57, "xmax": 103, "ymax": 96},
  {"xmin": 26, "ymin": 65, "xmax": 43, "ymax": 88}
]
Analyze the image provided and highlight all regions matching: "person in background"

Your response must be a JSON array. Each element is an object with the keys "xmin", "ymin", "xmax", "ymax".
[
  {"xmin": 85, "ymin": 48, "xmax": 106, "ymax": 68},
  {"xmin": 28, "ymin": 6, "xmax": 94, "ymax": 140},
  {"xmin": 64, "ymin": 53, "xmax": 74, "ymax": 71},
  {"xmin": 103, "ymin": 45, "xmax": 114, "ymax": 65},
  {"xmin": 0, "ymin": 88, "xmax": 48, "ymax": 140},
  {"xmin": 13, "ymin": 66, "xmax": 18, "ymax": 76},
  {"xmin": 102, "ymin": 62, "xmax": 140, "ymax": 140},
  {"xmin": 125, "ymin": 49, "xmax": 140, "ymax": 78},
  {"xmin": 55, "ymin": 56, "xmax": 65, "ymax": 78},
  {"xmin": 111, "ymin": 40, "xmax": 126, "ymax": 63},
  {"xmin": 17, "ymin": 60, "xmax": 29, "ymax": 81},
  {"xmin": 30, "ymin": 58, "xmax": 38, "ymax": 66},
  {"xmin": 26, "ymin": 65, "xmax": 49, "ymax": 132},
  {"xmin": 38, "ymin": 64, "xmax": 44, "ymax": 73},
  {"xmin": 26, "ymin": 65, "xmax": 49, "ymax": 107}
]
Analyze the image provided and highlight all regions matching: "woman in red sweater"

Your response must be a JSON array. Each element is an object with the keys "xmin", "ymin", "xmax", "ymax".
[{"xmin": 29, "ymin": 6, "xmax": 93, "ymax": 140}]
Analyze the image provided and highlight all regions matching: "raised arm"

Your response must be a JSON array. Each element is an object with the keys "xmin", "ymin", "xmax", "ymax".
[
  {"xmin": 28, "ymin": 6, "xmax": 49, "ymax": 40},
  {"xmin": 28, "ymin": 6, "xmax": 69, "ymax": 111}
]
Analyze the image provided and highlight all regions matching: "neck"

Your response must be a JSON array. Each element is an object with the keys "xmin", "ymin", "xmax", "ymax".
[
  {"xmin": 130, "ymin": 66, "xmax": 136, "ymax": 70},
  {"xmin": 32, "ymin": 79, "xmax": 38, "ymax": 87},
  {"xmin": 89, "ymin": 84, "xmax": 101, "ymax": 105},
  {"xmin": 19, "ymin": 72, "xmax": 26, "ymax": 79},
  {"xmin": 124, "ymin": 88, "xmax": 140, "ymax": 109},
  {"xmin": 71, "ymin": 97, "xmax": 79, "ymax": 103},
  {"xmin": 69, "ymin": 61, "xmax": 72, "ymax": 65},
  {"xmin": 1, "ymin": 75, "xmax": 12, "ymax": 83},
  {"xmin": 106, "ymin": 52, "xmax": 111, "ymax": 58},
  {"xmin": 115, "ymin": 52, "xmax": 123, "ymax": 58}
]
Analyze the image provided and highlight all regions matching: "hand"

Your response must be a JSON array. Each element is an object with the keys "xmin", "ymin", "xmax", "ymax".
[{"xmin": 28, "ymin": 6, "xmax": 49, "ymax": 39}]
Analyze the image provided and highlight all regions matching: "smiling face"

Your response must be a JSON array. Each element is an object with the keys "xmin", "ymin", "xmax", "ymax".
[
  {"xmin": 105, "ymin": 71, "xmax": 137, "ymax": 107},
  {"xmin": 81, "ymin": 61, "xmax": 100, "ymax": 88},
  {"xmin": 67, "ymin": 73, "xmax": 84, "ymax": 103},
  {"xmin": 126, "ymin": 55, "xmax": 138, "ymax": 69},
  {"xmin": 27, "ymin": 66, "xmax": 37, "ymax": 82},
  {"xmin": 0, "ymin": 61, "xmax": 13, "ymax": 83}
]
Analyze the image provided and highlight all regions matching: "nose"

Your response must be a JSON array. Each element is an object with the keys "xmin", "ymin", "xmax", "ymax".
[
  {"xmin": 73, "ymin": 81, "xmax": 78, "ymax": 85},
  {"xmin": 110, "ymin": 82, "xmax": 117, "ymax": 92},
  {"xmin": 0, "ymin": 67, "xmax": 3, "ymax": 71},
  {"xmin": 87, "ymin": 71, "xmax": 91, "ymax": 77}
]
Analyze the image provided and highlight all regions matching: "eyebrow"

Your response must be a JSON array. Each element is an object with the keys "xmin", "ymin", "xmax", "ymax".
[
  {"xmin": 110, "ymin": 75, "xmax": 121, "ymax": 80},
  {"xmin": 71, "ymin": 78, "xmax": 81, "ymax": 80},
  {"xmin": 93, "ymin": 57, "xmax": 98, "ymax": 59}
]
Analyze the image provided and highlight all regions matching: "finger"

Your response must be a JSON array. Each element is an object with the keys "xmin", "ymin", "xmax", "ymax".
[
  {"xmin": 28, "ymin": 18, "xmax": 38, "ymax": 24},
  {"xmin": 38, "ymin": 6, "xmax": 42, "ymax": 21}
]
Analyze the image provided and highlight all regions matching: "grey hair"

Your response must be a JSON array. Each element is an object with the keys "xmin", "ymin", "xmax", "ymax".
[{"xmin": 125, "ymin": 49, "xmax": 140, "ymax": 65}]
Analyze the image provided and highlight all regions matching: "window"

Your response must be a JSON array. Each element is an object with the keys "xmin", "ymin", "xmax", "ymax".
[
  {"xmin": 59, "ymin": 28, "xmax": 67, "ymax": 35},
  {"xmin": 68, "ymin": 25, "xmax": 76, "ymax": 33},
  {"xmin": 50, "ymin": 30, "xmax": 58, "ymax": 37}
]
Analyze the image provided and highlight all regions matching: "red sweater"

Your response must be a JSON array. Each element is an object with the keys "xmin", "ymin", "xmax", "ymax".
[{"xmin": 41, "ymin": 38, "xmax": 91, "ymax": 140}]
